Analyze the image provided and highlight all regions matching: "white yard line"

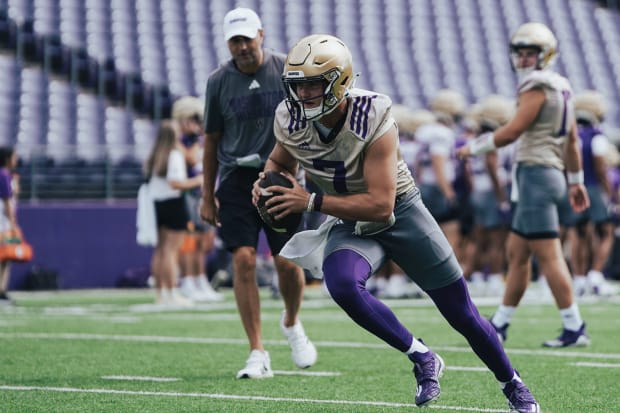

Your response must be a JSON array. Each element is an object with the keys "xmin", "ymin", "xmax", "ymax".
[
  {"xmin": 1, "ymin": 332, "xmax": 619, "ymax": 360},
  {"xmin": 272, "ymin": 370, "xmax": 341, "ymax": 376},
  {"xmin": 572, "ymin": 362, "xmax": 620, "ymax": 368},
  {"xmin": 446, "ymin": 366, "xmax": 489, "ymax": 372},
  {"xmin": 101, "ymin": 375, "xmax": 181, "ymax": 382},
  {"xmin": 0, "ymin": 385, "xmax": 512, "ymax": 412}
]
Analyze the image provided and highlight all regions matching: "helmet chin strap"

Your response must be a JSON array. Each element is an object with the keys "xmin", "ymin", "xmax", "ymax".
[{"xmin": 303, "ymin": 104, "xmax": 324, "ymax": 120}]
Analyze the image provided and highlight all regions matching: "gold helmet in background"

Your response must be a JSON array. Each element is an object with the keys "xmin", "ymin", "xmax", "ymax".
[
  {"xmin": 392, "ymin": 105, "xmax": 436, "ymax": 136},
  {"xmin": 477, "ymin": 94, "xmax": 515, "ymax": 131},
  {"xmin": 429, "ymin": 89, "xmax": 467, "ymax": 125},
  {"xmin": 509, "ymin": 22, "xmax": 557, "ymax": 76},
  {"xmin": 574, "ymin": 90, "xmax": 606, "ymax": 125},
  {"xmin": 282, "ymin": 34, "xmax": 356, "ymax": 120}
]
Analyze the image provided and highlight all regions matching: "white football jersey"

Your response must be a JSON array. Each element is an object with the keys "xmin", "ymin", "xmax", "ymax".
[
  {"xmin": 274, "ymin": 88, "xmax": 415, "ymax": 197},
  {"xmin": 414, "ymin": 122, "xmax": 456, "ymax": 185},
  {"xmin": 515, "ymin": 70, "xmax": 575, "ymax": 170}
]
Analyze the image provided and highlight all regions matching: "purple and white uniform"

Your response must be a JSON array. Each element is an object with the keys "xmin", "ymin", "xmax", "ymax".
[{"xmin": 276, "ymin": 89, "xmax": 515, "ymax": 383}]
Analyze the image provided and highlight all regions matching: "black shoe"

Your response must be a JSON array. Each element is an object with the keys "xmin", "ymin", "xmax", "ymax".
[{"xmin": 0, "ymin": 291, "xmax": 13, "ymax": 305}]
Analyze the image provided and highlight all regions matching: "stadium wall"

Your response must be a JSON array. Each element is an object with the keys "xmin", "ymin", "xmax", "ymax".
[{"xmin": 8, "ymin": 201, "xmax": 153, "ymax": 290}]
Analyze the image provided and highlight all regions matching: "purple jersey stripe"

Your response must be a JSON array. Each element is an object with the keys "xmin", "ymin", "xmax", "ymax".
[
  {"xmin": 362, "ymin": 95, "xmax": 377, "ymax": 139},
  {"xmin": 350, "ymin": 96, "xmax": 365, "ymax": 136},
  {"xmin": 288, "ymin": 106, "xmax": 307, "ymax": 133},
  {"xmin": 350, "ymin": 95, "xmax": 376, "ymax": 139}
]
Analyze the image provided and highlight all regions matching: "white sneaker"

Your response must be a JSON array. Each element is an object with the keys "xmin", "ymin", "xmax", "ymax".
[
  {"xmin": 170, "ymin": 289, "xmax": 194, "ymax": 307},
  {"xmin": 485, "ymin": 274, "xmax": 505, "ymax": 297},
  {"xmin": 573, "ymin": 276, "xmax": 588, "ymax": 297},
  {"xmin": 236, "ymin": 350, "xmax": 274, "ymax": 379},
  {"xmin": 587, "ymin": 270, "xmax": 618, "ymax": 296},
  {"xmin": 195, "ymin": 275, "xmax": 224, "ymax": 302},
  {"xmin": 180, "ymin": 277, "xmax": 199, "ymax": 299},
  {"xmin": 280, "ymin": 312, "xmax": 317, "ymax": 369},
  {"xmin": 468, "ymin": 272, "xmax": 486, "ymax": 297},
  {"xmin": 382, "ymin": 274, "xmax": 410, "ymax": 298}
]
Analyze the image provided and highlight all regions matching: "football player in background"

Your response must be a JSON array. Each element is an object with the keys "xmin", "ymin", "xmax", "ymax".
[
  {"xmin": 466, "ymin": 95, "xmax": 515, "ymax": 297},
  {"xmin": 254, "ymin": 34, "xmax": 539, "ymax": 413},
  {"xmin": 458, "ymin": 22, "xmax": 591, "ymax": 347},
  {"xmin": 367, "ymin": 106, "xmax": 431, "ymax": 299},
  {"xmin": 199, "ymin": 7, "xmax": 316, "ymax": 379},
  {"xmin": 415, "ymin": 89, "xmax": 466, "ymax": 257},
  {"xmin": 568, "ymin": 90, "xmax": 618, "ymax": 296}
]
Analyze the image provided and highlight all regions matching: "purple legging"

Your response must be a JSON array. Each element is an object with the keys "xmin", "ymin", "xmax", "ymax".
[{"xmin": 323, "ymin": 249, "xmax": 514, "ymax": 382}]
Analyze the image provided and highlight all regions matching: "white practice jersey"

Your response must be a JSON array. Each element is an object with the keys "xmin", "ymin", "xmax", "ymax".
[
  {"xmin": 274, "ymin": 88, "xmax": 415, "ymax": 197},
  {"xmin": 471, "ymin": 142, "xmax": 516, "ymax": 193},
  {"xmin": 415, "ymin": 122, "xmax": 456, "ymax": 185},
  {"xmin": 515, "ymin": 70, "xmax": 575, "ymax": 170}
]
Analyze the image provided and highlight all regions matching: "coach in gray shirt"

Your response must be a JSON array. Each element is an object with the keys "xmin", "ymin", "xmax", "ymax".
[{"xmin": 200, "ymin": 7, "xmax": 317, "ymax": 379}]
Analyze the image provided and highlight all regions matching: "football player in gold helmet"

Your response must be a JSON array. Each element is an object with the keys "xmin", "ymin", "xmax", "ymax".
[
  {"xmin": 458, "ymin": 22, "xmax": 591, "ymax": 353},
  {"xmin": 255, "ymin": 34, "xmax": 539, "ymax": 413}
]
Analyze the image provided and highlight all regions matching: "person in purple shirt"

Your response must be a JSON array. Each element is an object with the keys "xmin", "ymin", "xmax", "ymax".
[{"xmin": 0, "ymin": 146, "xmax": 19, "ymax": 304}]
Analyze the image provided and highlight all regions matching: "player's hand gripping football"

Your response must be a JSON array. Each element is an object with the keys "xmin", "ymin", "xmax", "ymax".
[{"xmin": 252, "ymin": 171, "xmax": 310, "ymax": 221}]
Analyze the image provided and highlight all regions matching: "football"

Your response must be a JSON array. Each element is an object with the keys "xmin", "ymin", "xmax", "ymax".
[{"xmin": 256, "ymin": 171, "xmax": 303, "ymax": 233}]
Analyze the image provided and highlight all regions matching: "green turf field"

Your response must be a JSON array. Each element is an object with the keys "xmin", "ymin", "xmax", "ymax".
[{"xmin": 0, "ymin": 285, "xmax": 618, "ymax": 413}]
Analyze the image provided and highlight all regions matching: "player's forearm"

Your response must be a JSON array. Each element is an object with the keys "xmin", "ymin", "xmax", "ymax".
[
  {"xmin": 319, "ymin": 192, "xmax": 395, "ymax": 222},
  {"xmin": 564, "ymin": 141, "xmax": 583, "ymax": 173}
]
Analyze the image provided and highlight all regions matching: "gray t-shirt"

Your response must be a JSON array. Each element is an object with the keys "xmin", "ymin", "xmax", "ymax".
[{"xmin": 204, "ymin": 49, "xmax": 286, "ymax": 183}]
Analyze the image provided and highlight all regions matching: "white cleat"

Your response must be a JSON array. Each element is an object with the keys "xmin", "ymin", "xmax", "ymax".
[
  {"xmin": 280, "ymin": 312, "xmax": 318, "ymax": 369},
  {"xmin": 236, "ymin": 350, "xmax": 274, "ymax": 379}
]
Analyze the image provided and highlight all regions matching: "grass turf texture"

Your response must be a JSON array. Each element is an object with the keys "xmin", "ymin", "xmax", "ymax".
[{"xmin": 0, "ymin": 286, "xmax": 619, "ymax": 412}]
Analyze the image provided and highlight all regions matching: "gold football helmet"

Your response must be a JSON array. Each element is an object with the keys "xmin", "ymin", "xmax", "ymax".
[
  {"xmin": 574, "ymin": 90, "xmax": 606, "ymax": 125},
  {"xmin": 392, "ymin": 106, "xmax": 436, "ymax": 136},
  {"xmin": 477, "ymin": 95, "xmax": 515, "ymax": 131},
  {"xmin": 282, "ymin": 34, "xmax": 356, "ymax": 120},
  {"xmin": 510, "ymin": 22, "xmax": 557, "ymax": 77},
  {"xmin": 429, "ymin": 89, "xmax": 466, "ymax": 125}
]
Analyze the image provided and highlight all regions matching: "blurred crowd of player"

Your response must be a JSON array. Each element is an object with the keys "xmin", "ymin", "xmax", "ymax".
[
  {"xmin": 144, "ymin": 87, "xmax": 618, "ymax": 307},
  {"xmin": 365, "ymin": 87, "xmax": 619, "ymax": 300}
]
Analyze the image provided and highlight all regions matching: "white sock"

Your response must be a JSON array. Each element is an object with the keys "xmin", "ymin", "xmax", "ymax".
[
  {"xmin": 492, "ymin": 305, "xmax": 516, "ymax": 327},
  {"xmin": 406, "ymin": 338, "xmax": 429, "ymax": 355},
  {"xmin": 560, "ymin": 303, "xmax": 583, "ymax": 331}
]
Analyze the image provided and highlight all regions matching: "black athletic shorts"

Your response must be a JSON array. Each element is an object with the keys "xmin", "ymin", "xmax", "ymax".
[{"xmin": 154, "ymin": 196, "xmax": 190, "ymax": 230}]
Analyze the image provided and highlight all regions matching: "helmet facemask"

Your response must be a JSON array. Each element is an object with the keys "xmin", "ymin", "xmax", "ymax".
[
  {"xmin": 283, "ymin": 68, "xmax": 344, "ymax": 121},
  {"xmin": 509, "ymin": 45, "xmax": 552, "ymax": 80},
  {"xmin": 282, "ymin": 34, "xmax": 356, "ymax": 121},
  {"xmin": 509, "ymin": 22, "xmax": 557, "ymax": 81}
]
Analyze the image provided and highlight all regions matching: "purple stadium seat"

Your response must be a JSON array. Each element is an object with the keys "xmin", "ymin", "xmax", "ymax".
[
  {"xmin": 0, "ymin": 8, "xmax": 18, "ymax": 50},
  {"xmin": 18, "ymin": 18, "xmax": 44, "ymax": 63}
]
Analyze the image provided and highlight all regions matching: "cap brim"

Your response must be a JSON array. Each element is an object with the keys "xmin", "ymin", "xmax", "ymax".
[{"xmin": 225, "ymin": 28, "xmax": 259, "ymax": 41}]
